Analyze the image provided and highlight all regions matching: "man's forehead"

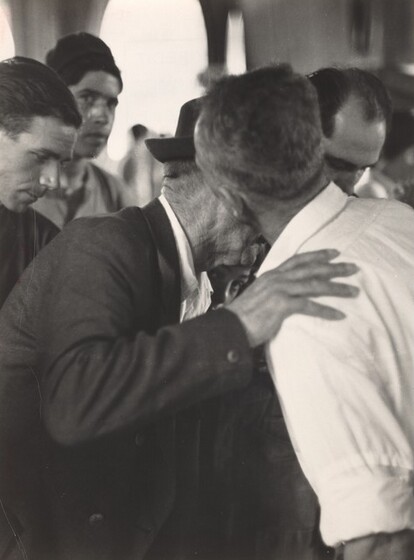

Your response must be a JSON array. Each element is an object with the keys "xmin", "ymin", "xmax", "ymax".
[
  {"xmin": 70, "ymin": 70, "xmax": 121, "ymax": 97},
  {"xmin": 333, "ymin": 98, "xmax": 386, "ymax": 141},
  {"xmin": 21, "ymin": 116, "xmax": 77, "ymax": 154},
  {"xmin": 327, "ymin": 102, "xmax": 386, "ymax": 166}
]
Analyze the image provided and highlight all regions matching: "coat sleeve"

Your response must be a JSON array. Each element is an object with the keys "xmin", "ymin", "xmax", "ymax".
[{"xmin": 40, "ymin": 215, "xmax": 253, "ymax": 446}]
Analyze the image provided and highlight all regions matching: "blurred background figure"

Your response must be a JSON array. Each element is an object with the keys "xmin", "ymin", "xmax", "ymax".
[
  {"xmin": 369, "ymin": 110, "xmax": 414, "ymax": 207},
  {"xmin": 308, "ymin": 66, "xmax": 391, "ymax": 196},
  {"xmin": 118, "ymin": 123, "xmax": 163, "ymax": 206}
]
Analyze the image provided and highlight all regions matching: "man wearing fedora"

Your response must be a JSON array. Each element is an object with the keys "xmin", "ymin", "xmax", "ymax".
[{"xmin": 0, "ymin": 96, "xmax": 358, "ymax": 560}]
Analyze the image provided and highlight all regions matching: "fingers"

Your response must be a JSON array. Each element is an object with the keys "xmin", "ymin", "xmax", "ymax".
[
  {"xmin": 319, "ymin": 262, "xmax": 359, "ymax": 279},
  {"xmin": 277, "ymin": 249, "xmax": 340, "ymax": 271},
  {"xmin": 261, "ymin": 279, "xmax": 359, "ymax": 299},
  {"xmin": 297, "ymin": 299, "xmax": 346, "ymax": 321},
  {"xmin": 263, "ymin": 261, "xmax": 359, "ymax": 283},
  {"xmin": 288, "ymin": 279, "xmax": 359, "ymax": 298}
]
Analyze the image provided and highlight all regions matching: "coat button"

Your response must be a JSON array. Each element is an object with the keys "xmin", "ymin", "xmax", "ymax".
[
  {"xmin": 227, "ymin": 349, "xmax": 240, "ymax": 364},
  {"xmin": 88, "ymin": 513, "xmax": 104, "ymax": 527}
]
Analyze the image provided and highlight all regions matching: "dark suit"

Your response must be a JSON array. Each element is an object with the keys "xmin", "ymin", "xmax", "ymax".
[
  {"xmin": 0, "ymin": 200, "xmax": 253, "ymax": 560},
  {"xmin": 0, "ymin": 206, "xmax": 59, "ymax": 309}
]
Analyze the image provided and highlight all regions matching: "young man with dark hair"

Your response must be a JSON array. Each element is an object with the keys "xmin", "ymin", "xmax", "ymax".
[
  {"xmin": 196, "ymin": 64, "xmax": 414, "ymax": 560},
  {"xmin": 0, "ymin": 56, "xmax": 81, "ymax": 308},
  {"xmin": 0, "ymin": 55, "xmax": 80, "ymax": 558},
  {"xmin": 33, "ymin": 32, "xmax": 128, "ymax": 227},
  {"xmin": 308, "ymin": 67, "xmax": 391, "ymax": 194}
]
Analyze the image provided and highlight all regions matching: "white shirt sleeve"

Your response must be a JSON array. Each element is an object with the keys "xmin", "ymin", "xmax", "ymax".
[{"xmin": 266, "ymin": 270, "xmax": 414, "ymax": 546}]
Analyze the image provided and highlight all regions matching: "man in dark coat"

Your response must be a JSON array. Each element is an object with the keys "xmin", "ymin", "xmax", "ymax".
[
  {"xmin": 0, "ymin": 56, "xmax": 80, "ymax": 559},
  {"xmin": 0, "ymin": 97, "xmax": 358, "ymax": 560},
  {"xmin": 0, "ymin": 57, "xmax": 81, "ymax": 309}
]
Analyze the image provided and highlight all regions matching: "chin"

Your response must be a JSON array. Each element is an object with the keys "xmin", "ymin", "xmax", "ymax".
[
  {"xmin": 337, "ymin": 183, "xmax": 355, "ymax": 195},
  {"xmin": 76, "ymin": 142, "xmax": 106, "ymax": 160}
]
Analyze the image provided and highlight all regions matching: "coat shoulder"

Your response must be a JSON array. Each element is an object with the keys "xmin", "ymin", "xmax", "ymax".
[{"xmin": 61, "ymin": 207, "xmax": 152, "ymax": 253}]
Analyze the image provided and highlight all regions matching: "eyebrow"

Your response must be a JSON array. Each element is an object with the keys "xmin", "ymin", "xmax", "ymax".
[
  {"xmin": 32, "ymin": 149, "xmax": 71, "ymax": 164},
  {"xmin": 76, "ymin": 88, "xmax": 98, "ymax": 96},
  {"xmin": 77, "ymin": 88, "xmax": 118, "ymax": 104}
]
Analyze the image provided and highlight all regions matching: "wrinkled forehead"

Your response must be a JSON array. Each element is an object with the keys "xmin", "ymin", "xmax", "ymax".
[{"xmin": 21, "ymin": 116, "xmax": 77, "ymax": 159}]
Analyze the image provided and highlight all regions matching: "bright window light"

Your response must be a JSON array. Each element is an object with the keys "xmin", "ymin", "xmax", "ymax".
[
  {"xmin": 101, "ymin": 0, "xmax": 246, "ymax": 162},
  {"xmin": 0, "ymin": 5, "xmax": 15, "ymax": 60},
  {"xmin": 101, "ymin": 0, "xmax": 207, "ymax": 160}
]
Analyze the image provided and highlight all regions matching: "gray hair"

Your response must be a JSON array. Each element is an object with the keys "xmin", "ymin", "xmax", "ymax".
[{"xmin": 195, "ymin": 64, "xmax": 324, "ymax": 208}]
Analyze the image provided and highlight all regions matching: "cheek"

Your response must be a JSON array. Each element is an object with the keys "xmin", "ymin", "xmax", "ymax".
[
  {"xmin": 79, "ymin": 111, "xmax": 89, "ymax": 126},
  {"xmin": 75, "ymin": 105, "xmax": 91, "ymax": 125},
  {"xmin": 74, "ymin": 98, "xmax": 89, "ymax": 117},
  {"xmin": 106, "ymin": 112, "xmax": 116, "ymax": 130},
  {"xmin": 13, "ymin": 159, "xmax": 40, "ymax": 181}
]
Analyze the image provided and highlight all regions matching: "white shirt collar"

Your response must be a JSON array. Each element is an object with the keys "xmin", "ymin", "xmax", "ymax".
[
  {"xmin": 258, "ymin": 183, "xmax": 349, "ymax": 275},
  {"xmin": 159, "ymin": 195, "xmax": 212, "ymax": 321}
]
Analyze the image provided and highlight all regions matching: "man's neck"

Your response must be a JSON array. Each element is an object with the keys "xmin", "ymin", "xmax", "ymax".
[{"xmin": 260, "ymin": 180, "xmax": 329, "ymax": 245}]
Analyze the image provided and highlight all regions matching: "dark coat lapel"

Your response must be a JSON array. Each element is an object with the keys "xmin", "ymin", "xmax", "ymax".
[
  {"xmin": 141, "ymin": 199, "xmax": 181, "ymax": 326},
  {"xmin": 139, "ymin": 200, "xmax": 183, "ymax": 532}
]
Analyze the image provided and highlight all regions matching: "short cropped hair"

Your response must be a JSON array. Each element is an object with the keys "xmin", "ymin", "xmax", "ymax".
[
  {"xmin": 195, "ymin": 64, "xmax": 324, "ymax": 203},
  {"xmin": 308, "ymin": 67, "xmax": 392, "ymax": 138},
  {"xmin": 0, "ymin": 57, "xmax": 82, "ymax": 138}
]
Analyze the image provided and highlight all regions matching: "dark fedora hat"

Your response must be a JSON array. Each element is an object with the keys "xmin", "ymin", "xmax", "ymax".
[{"xmin": 145, "ymin": 97, "xmax": 203, "ymax": 163}]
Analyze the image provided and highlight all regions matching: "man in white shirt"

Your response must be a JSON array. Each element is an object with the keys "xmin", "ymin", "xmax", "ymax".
[{"xmin": 195, "ymin": 65, "xmax": 414, "ymax": 560}]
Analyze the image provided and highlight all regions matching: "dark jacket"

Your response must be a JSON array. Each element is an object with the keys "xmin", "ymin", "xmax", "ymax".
[
  {"xmin": 0, "ymin": 199, "xmax": 253, "ymax": 560},
  {"xmin": 0, "ymin": 206, "xmax": 59, "ymax": 308}
]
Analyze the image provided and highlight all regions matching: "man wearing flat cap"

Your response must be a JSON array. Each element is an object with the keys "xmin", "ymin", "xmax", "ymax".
[
  {"xmin": 33, "ymin": 32, "xmax": 128, "ymax": 228},
  {"xmin": 0, "ymin": 95, "xmax": 358, "ymax": 560}
]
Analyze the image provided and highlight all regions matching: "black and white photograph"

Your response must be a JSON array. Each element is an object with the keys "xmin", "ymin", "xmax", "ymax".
[{"xmin": 1, "ymin": 1, "xmax": 414, "ymax": 559}]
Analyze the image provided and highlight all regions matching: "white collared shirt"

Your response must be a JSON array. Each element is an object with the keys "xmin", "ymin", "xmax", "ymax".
[
  {"xmin": 159, "ymin": 195, "xmax": 212, "ymax": 322},
  {"xmin": 258, "ymin": 183, "xmax": 414, "ymax": 546}
]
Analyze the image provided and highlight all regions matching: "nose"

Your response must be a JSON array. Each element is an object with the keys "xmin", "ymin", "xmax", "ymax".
[
  {"xmin": 87, "ymin": 99, "xmax": 110, "ymax": 124},
  {"xmin": 39, "ymin": 160, "xmax": 60, "ymax": 191}
]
